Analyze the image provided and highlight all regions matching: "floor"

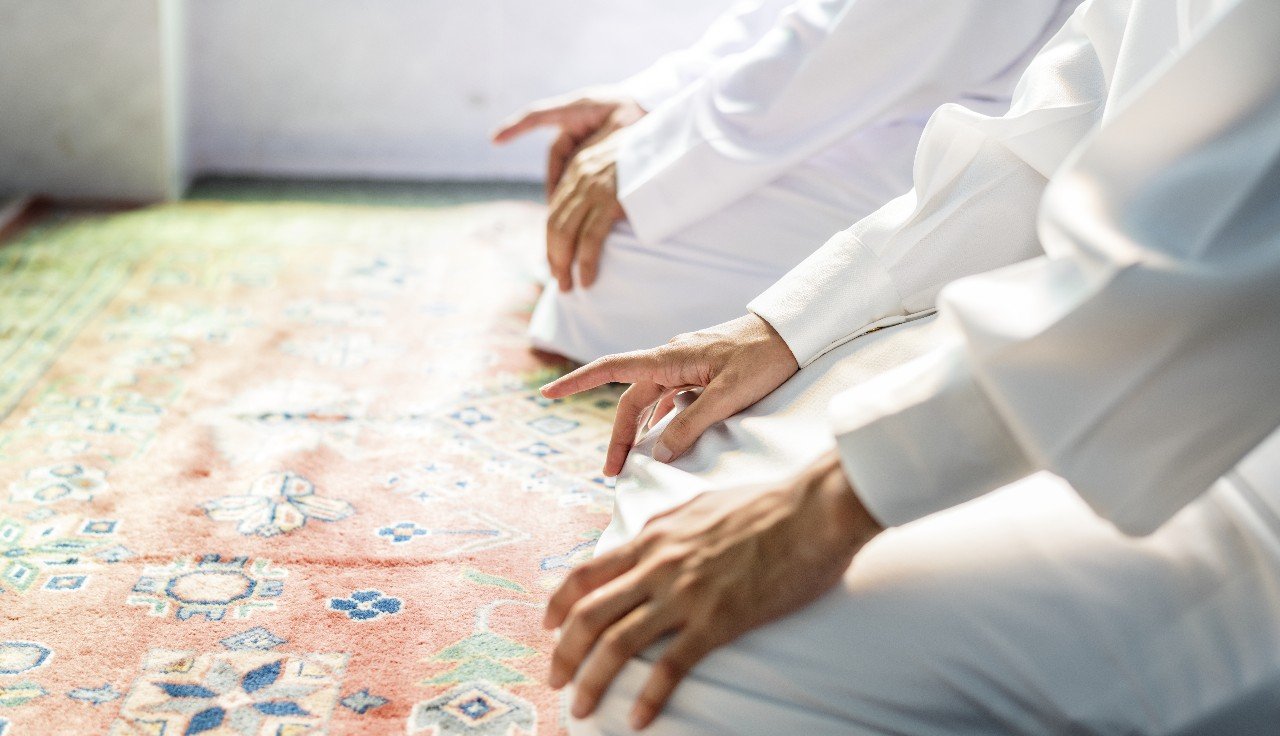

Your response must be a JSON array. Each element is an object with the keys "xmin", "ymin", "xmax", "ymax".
[{"xmin": 0, "ymin": 180, "xmax": 617, "ymax": 735}]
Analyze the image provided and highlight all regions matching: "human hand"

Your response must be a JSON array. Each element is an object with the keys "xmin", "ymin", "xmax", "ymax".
[
  {"xmin": 541, "ymin": 314, "xmax": 800, "ymax": 475},
  {"xmin": 544, "ymin": 451, "xmax": 883, "ymax": 729},
  {"xmin": 543, "ymin": 131, "xmax": 626, "ymax": 290},
  {"xmin": 491, "ymin": 88, "xmax": 646, "ymax": 197}
]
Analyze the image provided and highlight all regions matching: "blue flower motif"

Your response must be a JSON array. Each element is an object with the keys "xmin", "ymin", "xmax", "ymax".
[
  {"xmin": 150, "ymin": 658, "xmax": 312, "ymax": 735},
  {"xmin": 377, "ymin": 521, "xmax": 428, "ymax": 544},
  {"xmin": 329, "ymin": 590, "xmax": 402, "ymax": 621},
  {"xmin": 449, "ymin": 407, "xmax": 491, "ymax": 426},
  {"xmin": 521, "ymin": 442, "xmax": 560, "ymax": 458}
]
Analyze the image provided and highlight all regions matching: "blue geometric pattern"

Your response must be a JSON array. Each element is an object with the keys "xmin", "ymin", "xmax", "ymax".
[
  {"xmin": 377, "ymin": 521, "xmax": 430, "ymax": 544},
  {"xmin": 44, "ymin": 574, "xmax": 87, "ymax": 591},
  {"xmin": 409, "ymin": 681, "xmax": 536, "ymax": 735},
  {"xmin": 527, "ymin": 415, "xmax": 579, "ymax": 435},
  {"xmin": 448, "ymin": 407, "xmax": 492, "ymax": 426},
  {"xmin": 328, "ymin": 590, "xmax": 402, "ymax": 621},
  {"xmin": 0, "ymin": 642, "xmax": 51, "ymax": 675},
  {"xmin": 340, "ymin": 688, "xmax": 388, "ymax": 715},
  {"xmin": 66, "ymin": 683, "xmax": 122, "ymax": 705},
  {"xmin": 219, "ymin": 627, "xmax": 287, "ymax": 652}
]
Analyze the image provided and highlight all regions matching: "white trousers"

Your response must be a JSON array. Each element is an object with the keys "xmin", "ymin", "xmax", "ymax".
[
  {"xmin": 570, "ymin": 318, "xmax": 1280, "ymax": 735},
  {"xmin": 528, "ymin": 137, "xmax": 917, "ymax": 363}
]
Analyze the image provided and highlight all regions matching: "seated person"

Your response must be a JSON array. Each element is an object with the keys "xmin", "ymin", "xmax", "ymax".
[
  {"xmin": 540, "ymin": 0, "xmax": 1280, "ymax": 732},
  {"xmin": 494, "ymin": 0, "xmax": 1079, "ymax": 362}
]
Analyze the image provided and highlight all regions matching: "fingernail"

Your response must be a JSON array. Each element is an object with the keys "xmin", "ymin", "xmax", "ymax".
[
  {"xmin": 652, "ymin": 441, "xmax": 673, "ymax": 464},
  {"xmin": 571, "ymin": 696, "xmax": 592, "ymax": 719}
]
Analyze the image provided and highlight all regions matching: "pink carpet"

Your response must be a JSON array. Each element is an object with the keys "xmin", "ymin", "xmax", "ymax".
[{"xmin": 0, "ymin": 198, "xmax": 619, "ymax": 735}]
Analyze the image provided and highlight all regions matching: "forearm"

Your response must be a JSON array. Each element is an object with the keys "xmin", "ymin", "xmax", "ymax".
[
  {"xmin": 619, "ymin": 0, "xmax": 1070, "ymax": 244},
  {"xmin": 829, "ymin": 0, "xmax": 1280, "ymax": 534},
  {"xmin": 618, "ymin": 0, "xmax": 789, "ymax": 111}
]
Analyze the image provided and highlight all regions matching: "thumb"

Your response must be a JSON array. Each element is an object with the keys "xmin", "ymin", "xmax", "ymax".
[{"xmin": 651, "ymin": 378, "xmax": 738, "ymax": 464}]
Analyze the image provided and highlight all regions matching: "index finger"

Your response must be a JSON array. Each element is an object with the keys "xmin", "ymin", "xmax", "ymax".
[
  {"xmin": 541, "ymin": 350, "xmax": 661, "ymax": 399},
  {"xmin": 545, "ymin": 543, "xmax": 640, "ymax": 630},
  {"xmin": 492, "ymin": 107, "xmax": 561, "ymax": 143}
]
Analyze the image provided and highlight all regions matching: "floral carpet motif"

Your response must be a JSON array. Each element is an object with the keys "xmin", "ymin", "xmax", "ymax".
[{"xmin": 0, "ymin": 197, "xmax": 617, "ymax": 734}]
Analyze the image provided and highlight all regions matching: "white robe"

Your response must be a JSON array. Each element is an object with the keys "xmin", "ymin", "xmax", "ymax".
[
  {"xmin": 529, "ymin": 0, "xmax": 1079, "ymax": 362},
  {"xmin": 574, "ymin": 0, "xmax": 1280, "ymax": 732}
]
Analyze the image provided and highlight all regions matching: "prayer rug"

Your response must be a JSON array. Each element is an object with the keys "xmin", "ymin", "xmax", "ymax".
[{"xmin": 0, "ymin": 194, "xmax": 617, "ymax": 735}]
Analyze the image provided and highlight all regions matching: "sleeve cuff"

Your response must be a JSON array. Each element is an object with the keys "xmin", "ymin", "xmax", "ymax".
[
  {"xmin": 617, "ymin": 67, "xmax": 689, "ymax": 115},
  {"xmin": 748, "ymin": 229, "xmax": 905, "ymax": 368},
  {"xmin": 614, "ymin": 86, "xmax": 710, "ymax": 246},
  {"xmin": 829, "ymin": 340, "xmax": 1035, "ymax": 528}
]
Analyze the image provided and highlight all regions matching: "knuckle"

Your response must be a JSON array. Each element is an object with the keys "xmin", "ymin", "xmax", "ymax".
[
  {"xmin": 647, "ymin": 547, "xmax": 686, "ymax": 578},
  {"xmin": 573, "ymin": 601, "xmax": 607, "ymax": 631},
  {"xmin": 550, "ymin": 647, "xmax": 576, "ymax": 674},
  {"xmin": 708, "ymin": 595, "xmax": 737, "ymax": 620},
  {"xmin": 670, "ymin": 573, "xmax": 704, "ymax": 601},
  {"xmin": 562, "ymin": 565, "xmax": 590, "ymax": 591},
  {"xmin": 601, "ymin": 628, "xmax": 634, "ymax": 657},
  {"xmin": 654, "ymin": 656, "xmax": 688, "ymax": 683},
  {"xmin": 547, "ymin": 249, "xmax": 570, "ymax": 270},
  {"xmin": 663, "ymin": 417, "xmax": 691, "ymax": 443},
  {"xmin": 636, "ymin": 522, "xmax": 669, "ymax": 547},
  {"xmin": 665, "ymin": 332, "xmax": 695, "ymax": 349}
]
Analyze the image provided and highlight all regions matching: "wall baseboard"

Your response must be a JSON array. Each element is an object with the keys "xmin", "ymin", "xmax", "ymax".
[{"xmin": 0, "ymin": 195, "xmax": 37, "ymax": 243}]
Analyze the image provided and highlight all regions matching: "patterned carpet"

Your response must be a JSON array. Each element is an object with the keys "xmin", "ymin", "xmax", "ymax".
[{"xmin": 0, "ymin": 191, "xmax": 620, "ymax": 735}]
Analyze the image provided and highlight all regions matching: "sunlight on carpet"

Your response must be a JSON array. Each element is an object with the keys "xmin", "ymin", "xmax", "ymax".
[{"xmin": 0, "ymin": 196, "xmax": 619, "ymax": 735}]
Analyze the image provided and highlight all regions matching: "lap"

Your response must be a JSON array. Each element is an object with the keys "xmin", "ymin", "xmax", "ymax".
[
  {"xmin": 575, "ymin": 317, "xmax": 1280, "ymax": 734},
  {"xmin": 529, "ymin": 168, "xmax": 881, "ymax": 362},
  {"xmin": 577, "ymin": 475, "xmax": 1280, "ymax": 735}
]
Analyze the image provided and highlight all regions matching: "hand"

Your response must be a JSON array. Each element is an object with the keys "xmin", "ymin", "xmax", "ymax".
[
  {"xmin": 544, "ymin": 451, "xmax": 884, "ymax": 729},
  {"xmin": 544, "ymin": 132, "xmax": 626, "ymax": 290},
  {"xmin": 491, "ymin": 88, "xmax": 646, "ymax": 197},
  {"xmin": 541, "ymin": 314, "xmax": 800, "ymax": 476}
]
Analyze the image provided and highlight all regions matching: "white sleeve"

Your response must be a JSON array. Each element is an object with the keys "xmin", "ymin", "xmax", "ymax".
[
  {"xmin": 618, "ymin": 0, "xmax": 791, "ymax": 112},
  {"xmin": 618, "ymin": 0, "xmax": 1074, "ymax": 245},
  {"xmin": 830, "ymin": 0, "xmax": 1280, "ymax": 536},
  {"xmin": 748, "ymin": 1, "xmax": 1106, "ymax": 367}
]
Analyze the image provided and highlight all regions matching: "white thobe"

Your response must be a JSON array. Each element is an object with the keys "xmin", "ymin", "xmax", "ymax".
[
  {"xmin": 617, "ymin": 0, "xmax": 792, "ymax": 113},
  {"xmin": 748, "ymin": 0, "xmax": 1280, "ymax": 536},
  {"xmin": 573, "ymin": 0, "xmax": 1280, "ymax": 732},
  {"xmin": 529, "ymin": 0, "xmax": 1079, "ymax": 362}
]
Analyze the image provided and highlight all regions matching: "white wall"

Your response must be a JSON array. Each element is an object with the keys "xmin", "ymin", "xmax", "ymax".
[
  {"xmin": 0, "ymin": 0, "xmax": 186, "ymax": 200},
  {"xmin": 0, "ymin": 1, "xmax": 732, "ymax": 200},
  {"xmin": 186, "ymin": 0, "xmax": 732, "ymax": 181}
]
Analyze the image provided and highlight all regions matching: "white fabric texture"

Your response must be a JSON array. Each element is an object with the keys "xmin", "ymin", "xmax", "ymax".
[
  {"xmin": 528, "ymin": 152, "xmax": 901, "ymax": 362},
  {"xmin": 531, "ymin": 0, "xmax": 1079, "ymax": 363},
  {"xmin": 617, "ymin": 0, "xmax": 790, "ymax": 112},
  {"xmin": 616, "ymin": 0, "xmax": 1080, "ymax": 246},
  {"xmin": 747, "ymin": 0, "xmax": 1112, "ymax": 366},
  {"xmin": 566, "ymin": 0, "xmax": 1280, "ymax": 730},
  {"xmin": 575, "ymin": 318, "xmax": 1280, "ymax": 735},
  {"xmin": 817, "ymin": 0, "xmax": 1280, "ymax": 535}
]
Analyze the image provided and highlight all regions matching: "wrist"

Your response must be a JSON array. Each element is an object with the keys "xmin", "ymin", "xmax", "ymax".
[
  {"xmin": 745, "ymin": 313, "xmax": 800, "ymax": 374},
  {"xmin": 806, "ymin": 451, "xmax": 883, "ymax": 550}
]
